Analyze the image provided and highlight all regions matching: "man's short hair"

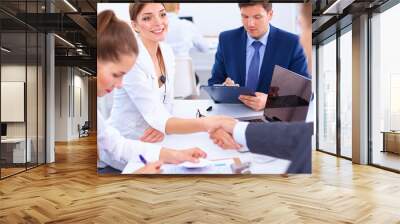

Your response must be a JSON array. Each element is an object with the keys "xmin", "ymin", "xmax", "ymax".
[{"xmin": 238, "ymin": 2, "xmax": 272, "ymax": 12}]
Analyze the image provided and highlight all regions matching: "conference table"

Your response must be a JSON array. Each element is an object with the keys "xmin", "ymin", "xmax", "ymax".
[{"xmin": 122, "ymin": 100, "xmax": 291, "ymax": 174}]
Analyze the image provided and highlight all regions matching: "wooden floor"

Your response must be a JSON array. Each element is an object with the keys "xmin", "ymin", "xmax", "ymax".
[
  {"xmin": 1, "ymin": 135, "xmax": 400, "ymax": 223},
  {"xmin": 1, "ymin": 167, "xmax": 26, "ymax": 178}
]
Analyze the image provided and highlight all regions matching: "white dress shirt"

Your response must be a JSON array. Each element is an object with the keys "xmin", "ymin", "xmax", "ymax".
[
  {"xmin": 165, "ymin": 13, "xmax": 209, "ymax": 57},
  {"xmin": 233, "ymin": 121, "xmax": 250, "ymax": 148},
  {"xmin": 108, "ymin": 36, "xmax": 175, "ymax": 140},
  {"xmin": 97, "ymin": 109, "xmax": 161, "ymax": 171},
  {"xmin": 245, "ymin": 25, "xmax": 270, "ymax": 85}
]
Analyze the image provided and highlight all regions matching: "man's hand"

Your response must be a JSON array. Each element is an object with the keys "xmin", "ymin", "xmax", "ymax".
[
  {"xmin": 209, "ymin": 128, "xmax": 241, "ymax": 150},
  {"xmin": 239, "ymin": 92, "xmax": 268, "ymax": 111},
  {"xmin": 160, "ymin": 148, "xmax": 207, "ymax": 164},
  {"xmin": 140, "ymin": 127, "xmax": 164, "ymax": 143},
  {"xmin": 134, "ymin": 161, "xmax": 163, "ymax": 174},
  {"xmin": 222, "ymin": 77, "xmax": 239, "ymax": 86}
]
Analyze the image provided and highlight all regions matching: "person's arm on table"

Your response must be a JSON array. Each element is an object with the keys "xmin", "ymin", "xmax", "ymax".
[
  {"xmin": 133, "ymin": 161, "xmax": 163, "ymax": 174},
  {"xmin": 165, "ymin": 115, "xmax": 233, "ymax": 135},
  {"xmin": 128, "ymin": 147, "xmax": 207, "ymax": 174},
  {"xmin": 140, "ymin": 127, "xmax": 164, "ymax": 143},
  {"xmin": 244, "ymin": 122, "xmax": 313, "ymax": 173},
  {"xmin": 208, "ymin": 118, "xmax": 312, "ymax": 159},
  {"xmin": 100, "ymin": 115, "xmax": 206, "ymax": 174},
  {"xmin": 132, "ymin": 147, "xmax": 207, "ymax": 174}
]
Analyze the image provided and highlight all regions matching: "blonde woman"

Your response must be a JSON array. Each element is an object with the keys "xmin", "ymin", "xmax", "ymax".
[
  {"xmin": 108, "ymin": 3, "xmax": 240, "ymax": 148},
  {"xmin": 97, "ymin": 10, "xmax": 207, "ymax": 174}
]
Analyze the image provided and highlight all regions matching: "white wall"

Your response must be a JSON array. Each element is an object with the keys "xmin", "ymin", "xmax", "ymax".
[
  {"xmin": 98, "ymin": 3, "xmax": 301, "ymax": 77},
  {"xmin": 371, "ymin": 4, "xmax": 400, "ymax": 152},
  {"xmin": 97, "ymin": 3, "xmax": 300, "ymax": 36},
  {"xmin": 179, "ymin": 3, "xmax": 300, "ymax": 36},
  {"xmin": 54, "ymin": 67, "xmax": 89, "ymax": 141}
]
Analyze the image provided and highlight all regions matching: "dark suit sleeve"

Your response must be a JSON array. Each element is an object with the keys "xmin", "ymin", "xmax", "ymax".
[
  {"xmin": 288, "ymin": 37, "xmax": 309, "ymax": 78},
  {"xmin": 245, "ymin": 122, "xmax": 313, "ymax": 173},
  {"xmin": 208, "ymin": 34, "xmax": 227, "ymax": 85}
]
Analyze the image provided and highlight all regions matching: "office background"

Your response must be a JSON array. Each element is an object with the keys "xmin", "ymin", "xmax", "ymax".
[
  {"xmin": 0, "ymin": 1, "xmax": 47, "ymax": 177},
  {"xmin": 313, "ymin": 1, "xmax": 400, "ymax": 172},
  {"xmin": 0, "ymin": 0, "xmax": 97, "ymax": 179},
  {"xmin": 2, "ymin": 1, "xmax": 399, "ymax": 178},
  {"xmin": 0, "ymin": 1, "xmax": 399, "ymax": 222}
]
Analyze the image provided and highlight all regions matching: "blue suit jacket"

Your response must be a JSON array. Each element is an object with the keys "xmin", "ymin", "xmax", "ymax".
[{"xmin": 208, "ymin": 25, "xmax": 309, "ymax": 93}]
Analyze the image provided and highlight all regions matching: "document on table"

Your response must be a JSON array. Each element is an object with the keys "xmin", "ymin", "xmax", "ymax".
[
  {"xmin": 122, "ymin": 158, "xmax": 235, "ymax": 174},
  {"xmin": 162, "ymin": 159, "xmax": 234, "ymax": 174}
]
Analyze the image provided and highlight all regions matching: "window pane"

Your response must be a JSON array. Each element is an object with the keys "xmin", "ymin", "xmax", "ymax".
[
  {"xmin": 371, "ymin": 3, "xmax": 400, "ymax": 171},
  {"xmin": 27, "ymin": 31, "xmax": 38, "ymax": 169},
  {"xmin": 1, "ymin": 30, "xmax": 27, "ymax": 177},
  {"xmin": 38, "ymin": 32, "xmax": 45, "ymax": 165},
  {"xmin": 318, "ymin": 38, "xmax": 337, "ymax": 154},
  {"xmin": 340, "ymin": 30, "xmax": 352, "ymax": 158}
]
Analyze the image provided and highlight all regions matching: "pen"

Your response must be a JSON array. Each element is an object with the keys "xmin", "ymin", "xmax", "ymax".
[{"xmin": 139, "ymin": 154, "xmax": 147, "ymax": 165}]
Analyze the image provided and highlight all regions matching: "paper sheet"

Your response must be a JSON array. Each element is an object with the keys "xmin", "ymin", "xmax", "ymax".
[{"xmin": 161, "ymin": 159, "xmax": 235, "ymax": 174}]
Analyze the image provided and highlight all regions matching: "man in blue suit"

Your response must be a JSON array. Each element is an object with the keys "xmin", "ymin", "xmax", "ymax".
[{"xmin": 208, "ymin": 2, "xmax": 309, "ymax": 111}]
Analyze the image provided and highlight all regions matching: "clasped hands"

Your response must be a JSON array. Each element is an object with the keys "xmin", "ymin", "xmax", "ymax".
[
  {"xmin": 139, "ymin": 115, "xmax": 242, "ymax": 151},
  {"xmin": 202, "ymin": 115, "xmax": 242, "ymax": 150}
]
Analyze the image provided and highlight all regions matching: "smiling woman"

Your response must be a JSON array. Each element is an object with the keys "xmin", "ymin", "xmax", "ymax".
[
  {"xmin": 96, "ymin": 10, "xmax": 209, "ymax": 175},
  {"xmin": 106, "ymin": 3, "xmax": 235, "ymax": 146},
  {"xmin": 129, "ymin": 3, "xmax": 168, "ymax": 79}
]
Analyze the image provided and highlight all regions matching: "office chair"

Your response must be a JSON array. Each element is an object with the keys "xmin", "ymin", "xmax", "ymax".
[
  {"xmin": 174, "ymin": 57, "xmax": 199, "ymax": 99},
  {"xmin": 79, "ymin": 121, "xmax": 90, "ymax": 138}
]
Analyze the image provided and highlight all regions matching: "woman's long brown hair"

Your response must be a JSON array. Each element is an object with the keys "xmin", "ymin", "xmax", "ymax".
[{"xmin": 97, "ymin": 10, "xmax": 138, "ymax": 62}]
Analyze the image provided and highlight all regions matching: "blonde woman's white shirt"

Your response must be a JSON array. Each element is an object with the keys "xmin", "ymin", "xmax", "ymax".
[
  {"xmin": 97, "ymin": 109, "xmax": 161, "ymax": 171},
  {"xmin": 108, "ymin": 37, "xmax": 175, "ymax": 140}
]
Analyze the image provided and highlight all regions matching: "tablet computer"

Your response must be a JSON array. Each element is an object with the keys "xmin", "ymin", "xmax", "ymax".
[{"xmin": 201, "ymin": 85, "xmax": 256, "ymax": 104}]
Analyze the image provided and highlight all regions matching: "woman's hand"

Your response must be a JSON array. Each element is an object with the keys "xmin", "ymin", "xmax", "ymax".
[
  {"xmin": 201, "ymin": 115, "xmax": 237, "ymax": 132},
  {"xmin": 134, "ymin": 161, "xmax": 163, "ymax": 174},
  {"xmin": 160, "ymin": 148, "xmax": 207, "ymax": 164},
  {"xmin": 140, "ymin": 127, "xmax": 165, "ymax": 143}
]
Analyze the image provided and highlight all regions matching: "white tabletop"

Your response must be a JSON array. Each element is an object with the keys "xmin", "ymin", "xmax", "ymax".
[
  {"xmin": 1, "ymin": 138, "xmax": 27, "ymax": 144},
  {"xmin": 171, "ymin": 99, "xmax": 263, "ymax": 119},
  {"xmin": 123, "ymin": 100, "xmax": 291, "ymax": 174}
]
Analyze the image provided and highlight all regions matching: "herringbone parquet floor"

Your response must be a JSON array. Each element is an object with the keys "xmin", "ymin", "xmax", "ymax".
[{"xmin": 1, "ymin": 135, "xmax": 399, "ymax": 224}]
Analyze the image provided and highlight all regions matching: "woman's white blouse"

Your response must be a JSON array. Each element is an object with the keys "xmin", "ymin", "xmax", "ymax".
[
  {"xmin": 97, "ymin": 109, "xmax": 161, "ymax": 171},
  {"xmin": 108, "ymin": 37, "xmax": 175, "ymax": 140}
]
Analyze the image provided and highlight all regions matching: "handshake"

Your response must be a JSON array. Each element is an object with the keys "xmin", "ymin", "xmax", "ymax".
[{"xmin": 201, "ymin": 115, "xmax": 242, "ymax": 150}]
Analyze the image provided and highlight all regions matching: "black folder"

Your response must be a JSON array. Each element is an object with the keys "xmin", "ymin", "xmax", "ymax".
[{"xmin": 201, "ymin": 85, "xmax": 256, "ymax": 104}]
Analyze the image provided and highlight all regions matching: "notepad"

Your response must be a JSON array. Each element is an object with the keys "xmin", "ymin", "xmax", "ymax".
[{"xmin": 201, "ymin": 85, "xmax": 256, "ymax": 104}]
